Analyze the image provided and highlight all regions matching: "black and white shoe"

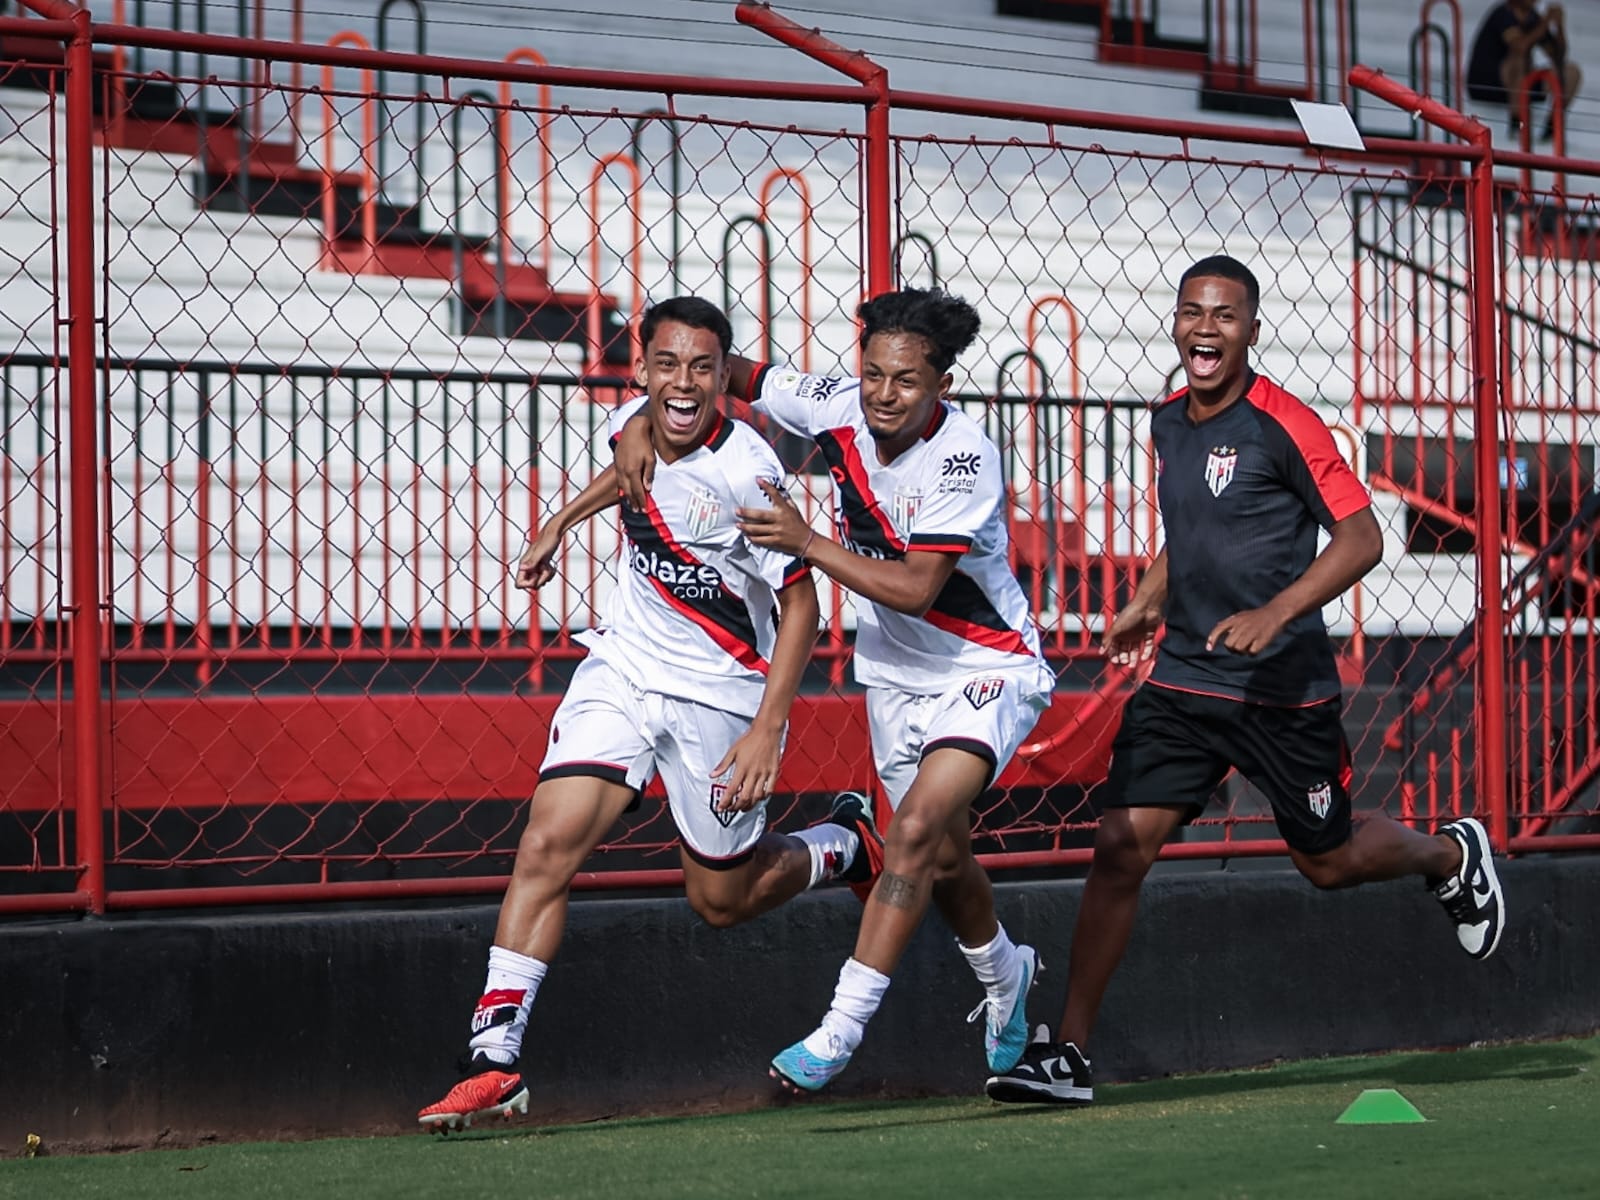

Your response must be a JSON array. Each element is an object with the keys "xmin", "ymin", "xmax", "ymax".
[
  {"xmin": 984, "ymin": 1025, "xmax": 1093, "ymax": 1105},
  {"xmin": 827, "ymin": 791, "xmax": 885, "ymax": 898},
  {"xmin": 1433, "ymin": 817, "xmax": 1506, "ymax": 960}
]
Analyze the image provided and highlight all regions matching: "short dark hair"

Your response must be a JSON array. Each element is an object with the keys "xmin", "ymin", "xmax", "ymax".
[
  {"xmin": 639, "ymin": 296, "xmax": 733, "ymax": 356},
  {"xmin": 1178, "ymin": 255, "xmax": 1261, "ymax": 316},
  {"xmin": 857, "ymin": 287, "xmax": 981, "ymax": 374}
]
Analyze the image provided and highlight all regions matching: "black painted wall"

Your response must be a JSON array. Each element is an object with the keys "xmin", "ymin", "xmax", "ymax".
[{"xmin": 3, "ymin": 857, "xmax": 1597, "ymax": 1151}]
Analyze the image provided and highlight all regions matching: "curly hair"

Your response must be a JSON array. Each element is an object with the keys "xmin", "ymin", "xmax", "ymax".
[{"xmin": 857, "ymin": 287, "xmax": 982, "ymax": 373}]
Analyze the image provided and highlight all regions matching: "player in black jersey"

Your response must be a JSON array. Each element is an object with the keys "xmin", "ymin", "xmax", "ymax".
[{"xmin": 986, "ymin": 256, "xmax": 1506, "ymax": 1107}]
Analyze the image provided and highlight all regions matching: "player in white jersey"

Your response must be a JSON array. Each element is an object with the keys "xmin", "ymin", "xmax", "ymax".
[
  {"xmin": 615, "ymin": 289, "xmax": 1052, "ymax": 1093},
  {"xmin": 418, "ymin": 298, "xmax": 883, "ymax": 1132}
]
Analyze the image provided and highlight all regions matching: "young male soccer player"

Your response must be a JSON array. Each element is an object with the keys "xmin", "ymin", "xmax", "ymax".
[
  {"xmin": 616, "ymin": 288, "xmax": 1053, "ymax": 1092},
  {"xmin": 417, "ymin": 297, "xmax": 880, "ymax": 1131},
  {"xmin": 984, "ymin": 255, "xmax": 1507, "ymax": 1106}
]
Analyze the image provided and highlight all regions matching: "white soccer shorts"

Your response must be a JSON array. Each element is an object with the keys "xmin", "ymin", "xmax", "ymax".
[
  {"xmin": 866, "ymin": 665, "xmax": 1052, "ymax": 810},
  {"xmin": 539, "ymin": 656, "xmax": 770, "ymax": 865}
]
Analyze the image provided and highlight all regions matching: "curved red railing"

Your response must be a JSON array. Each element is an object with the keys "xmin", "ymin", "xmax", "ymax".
[
  {"xmin": 1418, "ymin": 0, "xmax": 1464, "ymax": 108},
  {"xmin": 1518, "ymin": 67, "xmax": 1566, "ymax": 193},
  {"xmin": 585, "ymin": 153, "xmax": 644, "ymax": 376},
  {"xmin": 320, "ymin": 31, "xmax": 378, "ymax": 267},
  {"xmin": 500, "ymin": 47, "xmax": 553, "ymax": 275},
  {"xmin": 757, "ymin": 166, "xmax": 815, "ymax": 371}
]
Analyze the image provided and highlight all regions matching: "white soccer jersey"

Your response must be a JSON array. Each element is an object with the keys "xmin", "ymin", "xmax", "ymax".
[
  {"xmin": 747, "ymin": 365, "xmax": 1046, "ymax": 694},
  {"xmin": 577, "ymin": 397, "xmax": 808, "ymax": 718}
]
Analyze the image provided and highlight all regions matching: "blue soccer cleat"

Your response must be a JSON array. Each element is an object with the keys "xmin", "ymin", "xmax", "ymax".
[
  {"xmin": 967, "ymin": 945, "xmax": 1041, "ymax": 1073},
  {"xmin": 770, "ymin": 1030, "xmax": 854, "ymax": 1094}
]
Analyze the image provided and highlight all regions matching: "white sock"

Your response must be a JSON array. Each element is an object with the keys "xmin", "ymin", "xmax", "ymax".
[
  {"xmin": 792, "ymin": 825, "xmax": 861, "ymax": 888},
  {"xmin": 958, "ymin": 923, "xmax": 1022, "ymax": 1001},
  {"xmin": 802, "ymin": 957, "xmax": 890, "ymax": 1056},
  {"xmin": 466, "ymin": 945, "xmax": 548, "ymax": 1066}
]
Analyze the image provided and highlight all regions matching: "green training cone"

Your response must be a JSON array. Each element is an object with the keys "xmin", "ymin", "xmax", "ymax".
[{"xmin": 1336, "ymin": 1088, "xmax": 1427, "ymax": 1124}]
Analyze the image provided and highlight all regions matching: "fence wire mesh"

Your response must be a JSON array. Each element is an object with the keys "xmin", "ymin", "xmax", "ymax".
[{"xmin": 1, "ymin": 26, "xmax": 1596, "ymax": 907}]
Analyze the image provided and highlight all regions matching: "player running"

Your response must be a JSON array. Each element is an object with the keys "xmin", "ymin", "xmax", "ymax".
[
  {"xmin": 616, "ymin": 288, "xmax": 1052, "ymax": 1092},
  {"xmin": 984, "ymin": 255, "xmax": 1507, "ymax": 1107},
  {"xmin": 417, "ymin": 297, "xmax": 881, "ymax": 1132}
]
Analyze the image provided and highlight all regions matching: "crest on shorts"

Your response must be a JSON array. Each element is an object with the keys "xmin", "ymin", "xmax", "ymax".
[
  {"xmin": 963, "ymin": 677, "xmax": 1006, "ymax": 710},
  {"xmin": 1204, "ymin": 445, "xmax": 1238, "ymax": 497},
  {"xmin": 683, "ymin": 485, "xmax": 723, "ymax": 540},
  {"xmin": 1307, "ymin": 780, "xmax": 1332, "ymax": 820},
  {"xmin": 708, "ymin": 782, "xmax": 738, "ymax": 828},
  {"xmin": 890, "ymin": 488, "xmax": 923, "ymax": 538}
]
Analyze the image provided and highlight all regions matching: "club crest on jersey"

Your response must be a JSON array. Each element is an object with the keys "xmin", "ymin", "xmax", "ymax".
[
  {"xmin": 963, "ymin": 677, "xmax": 1006, "ymax": 710},
  {"xmin": 1307, "ymin": 781, "xmax": 1332, "ymax": 820},
  {"xmin": 683, "ymin": 485, "xmax": 723, "ymax": 540},
  {"xmin": 891, "ymin": 488, "xmax": 923, "ymax": 538},
  {"xmin": 709, "ymin": 783, "xmax": 738, "ymax": 828},
  {"xmin": 1204, "ymin": 445, "xmax": 1238, "ymax": 497}
]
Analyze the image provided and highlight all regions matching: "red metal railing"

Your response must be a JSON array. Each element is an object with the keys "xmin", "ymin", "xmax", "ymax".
[{"xmin": 4, "ymin": 3, "xmax": 1597, "ymax": 917}]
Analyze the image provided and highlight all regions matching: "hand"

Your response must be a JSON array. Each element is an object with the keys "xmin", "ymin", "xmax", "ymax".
[
  {"xmin": 513, "ymin": 524, "xmax": 564, "ymax": 591},
  {"xmin": 1206, "ymin": 604, "xmax": 1290, "ymax": 655},
  {"xmin": 1102, "ymin": 600, "xmax": 1162, "ymax": 666},
  {"xmin": 614, "ymin": 413, "xmax": 656, "ymax": 511},
  {"xmin": 735, "ymin": 479, "xmax": 812, "ymax": 555},
  {"xmin": 712, "ymin": 719, "xmax": 783, "ymax": 812}
]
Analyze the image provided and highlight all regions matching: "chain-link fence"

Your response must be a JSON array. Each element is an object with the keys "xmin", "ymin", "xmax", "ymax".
[{"xmin": 1, "ymin": 8, "xmax": 1594, "ymax": 912}]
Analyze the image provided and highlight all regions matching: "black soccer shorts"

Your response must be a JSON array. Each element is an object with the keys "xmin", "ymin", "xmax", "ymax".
[{"xmin": 1099, "ymin": 682, "xmax": 1353, "ymax": 856}]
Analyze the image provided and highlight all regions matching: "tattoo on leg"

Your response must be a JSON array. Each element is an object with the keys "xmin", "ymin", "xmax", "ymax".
[{"xmin": 873, "ymin": 871, "xmax": 922, "ymax": 909}]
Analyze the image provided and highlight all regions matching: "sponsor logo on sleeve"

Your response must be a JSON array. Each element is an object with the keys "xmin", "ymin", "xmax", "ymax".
[
  {"xmin": 797, "ymin": 375, "xmax": 844, "ymax": 404},
  {"xmin": 938, "ymin": 452, "xmax": 982, "ymax": 494}
]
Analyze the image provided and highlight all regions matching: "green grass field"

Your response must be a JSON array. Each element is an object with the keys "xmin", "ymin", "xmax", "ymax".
[{"xmin": 5, "ymin": 1036, "xmax": 1596, "ymax": 1200}]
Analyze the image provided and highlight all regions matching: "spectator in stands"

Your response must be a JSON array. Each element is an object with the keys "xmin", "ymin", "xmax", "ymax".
[
  {"xmin": 616, "ymin": 289, "xmax": 1052, "ymax": 1094},
  {"xmin": 983, "ymin": 256, "xmax": 1508, "ymax": 1108},
  {"xmin": 1467, "ymin": 0, "xmax": 1581, "ymax": 141},
  {"xmin": 415, "ymin": 297, "xmax": 880, "ymax": 1133}
]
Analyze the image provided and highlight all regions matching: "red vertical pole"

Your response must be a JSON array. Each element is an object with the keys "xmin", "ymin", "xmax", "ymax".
[
  {"xmin": 864, "ymin": 83, "xmax": 892, "ymax": 298},
  {"xmin": 1349, "ymin": 66, "xmax": 1509, "ymax": 852},
  {"xmin": 1465, "ymin": 134, "xmax": 1509, "ymax": 853},
  {"xmin": 64, "ymin": 7, "xmax": 105, "ymax": 913}
]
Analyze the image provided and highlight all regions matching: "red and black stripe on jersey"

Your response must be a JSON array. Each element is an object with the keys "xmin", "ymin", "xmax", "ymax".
[
  {"xmin": 925, "ymin": 569, "xmax": 1033, "ymax": 656},
  {"xmin": 622, "ymin": 497, "xmax": 767, "ymax": 674},
  {"xmin": 814, "ymin": 425, "xmax": 907, "ymax": 559}
]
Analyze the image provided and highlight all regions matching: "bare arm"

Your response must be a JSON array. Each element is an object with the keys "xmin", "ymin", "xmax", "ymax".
[
  {"xmin": 734, "ymin": 479, "xmax": 957, "ymax": 616},
  {"xmin": 713, "ymin": 571, "xmax": 821, "ymax": 811},
  {"xmin": 802, "ymin": 537, "xmax": 958, "ymax": 617},
  {"xmin": 1206, "ymin": 508, "xmax": 1383, "ymax": 654},
  {"xmin": 1103, "ymin": 548, "xmax": 1167, "ymax": 665},
  {"xmin": 513, "ymin": 466, "xmax": 621, "ymax": 590}
]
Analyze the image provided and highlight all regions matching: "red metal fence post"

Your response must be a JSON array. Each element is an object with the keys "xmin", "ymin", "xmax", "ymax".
[
  {"xmin": 1349, "ymin": 65, "xmax": 1509, "ymax": 851},
  {"xmin": 734, "ymin": 2, "xmax": 890, "ymax": 296},
  {"xmin": 17, "ymin": 0, "xmax": 104, "ymax": 908}
]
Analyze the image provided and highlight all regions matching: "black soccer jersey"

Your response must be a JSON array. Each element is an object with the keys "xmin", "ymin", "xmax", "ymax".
[{"xmin": 1148, "ymin": 371, "xmax": 1371, "ymax": 706}]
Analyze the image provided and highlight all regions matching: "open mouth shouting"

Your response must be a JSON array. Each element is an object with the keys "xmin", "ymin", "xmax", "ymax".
[
  {"xmin": 1187, "ymin": 343, "xmax": 1224, "ymax": 380},
  {"xmin": 662, "ymin": 395, "xmax": 702, "ymax": 436}
]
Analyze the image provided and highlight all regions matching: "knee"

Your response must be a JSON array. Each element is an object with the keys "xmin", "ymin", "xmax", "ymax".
[
  {"xmin": 686, "ymin": 893, "xmax": 745, "ymax": 929},
  {"xmin": 883, "ymin": 809, "xmax": 945, "ymax": 870},
  {"xmin": 1090, "ymin": 816, "xmax": 1156, "ymax": 886}
]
